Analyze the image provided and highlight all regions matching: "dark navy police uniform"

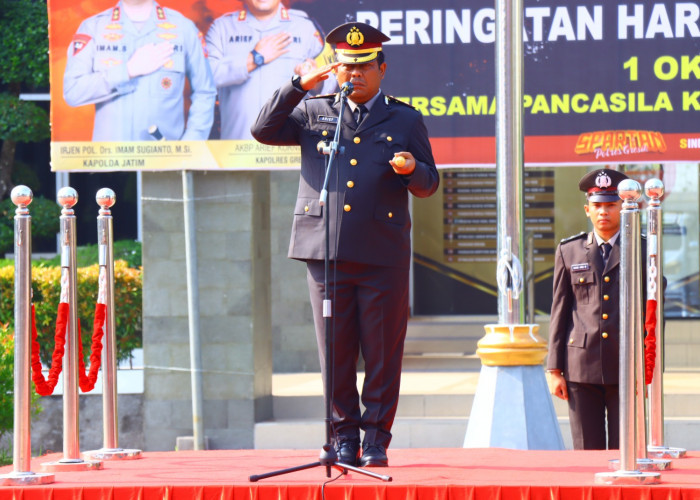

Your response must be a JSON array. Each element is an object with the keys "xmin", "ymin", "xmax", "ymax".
[{"xmin": 251, "ymin": 22, "xmax": 438, "ymax": 465}]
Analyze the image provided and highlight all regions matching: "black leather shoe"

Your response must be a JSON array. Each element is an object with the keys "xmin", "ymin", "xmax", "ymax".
[
  {"xmin": 359, "ymin": 444, "xmax": 388, "ymax": 467},
  {"xmin": 335, "ymin": 440, "xmax": 360, "ymax": 466}
]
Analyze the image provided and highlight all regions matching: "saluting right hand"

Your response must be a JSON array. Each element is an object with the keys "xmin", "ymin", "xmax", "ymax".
[
  {"xmin": 127, "ymin": 42, "xmax": 174, "ymax": 78},
  {"xmin": 299, "ymin": 62, "xmax": 341, "ymax": 92}
]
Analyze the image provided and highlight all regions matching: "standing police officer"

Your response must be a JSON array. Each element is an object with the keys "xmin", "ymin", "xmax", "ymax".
[
  {"xmin": 251, "ymin": 22, "xmax": 439, "ymax": 467},
  {"xmin": 206, "ymin": 0, "xmax": 327, "ymax": 140},
  {"xmin": 547, "ymin": 168, "xmax": 632, "ymax": 450},
  {"xmin": 63, "ymin": 0, "xmax": 216, "ymax": 141}
]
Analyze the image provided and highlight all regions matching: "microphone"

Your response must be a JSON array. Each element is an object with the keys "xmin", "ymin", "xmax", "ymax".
[
  {"xmin": 317, "ymin": 140, "xmax": 330, "ymax": 156},
  {"xmin": 340, "ymin": 81, "xmax": 354, "ymax": 98},
  {"xmin": 148, "ymin": 125, "xmax": 165, "ymax": 141}
]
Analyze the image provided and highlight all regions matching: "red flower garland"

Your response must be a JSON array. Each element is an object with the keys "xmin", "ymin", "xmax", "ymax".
[
  {"xmin": 644, "ymin": 299, "xmax": 657, "ymax": 385},
  {"xmin": 78, "ymin": 303, "xmax": 106, "ymax": 392},
  {"xmin": 31, "ymin": 302, "xmax": 68, "ymax": 396},
  {"xmin": 30, "ymin": 302, "xmax": 107, "ymax": 395}
]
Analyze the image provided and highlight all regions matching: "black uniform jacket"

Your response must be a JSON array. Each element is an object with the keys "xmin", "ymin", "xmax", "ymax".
[
  {"xmin": 251, "ymin": 80, "xmax": 439, "ymax": 269},
  {"xmin": 547, "ymin": 231, "xmax": 648, "ymax": 385}
]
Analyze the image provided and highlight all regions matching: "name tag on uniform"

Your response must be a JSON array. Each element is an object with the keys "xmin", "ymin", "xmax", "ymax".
[
  {"xmin": 318, "ymin": 115, "xmax": 338, "ymax": 124},
  {"xmin": 571, "ymin": 263, "xmax": 590, "ymax": 272}
]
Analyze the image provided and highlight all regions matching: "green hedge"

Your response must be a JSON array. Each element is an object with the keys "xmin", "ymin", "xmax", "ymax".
[
  {"xmin": 0, "ymin": 196, "xmax": 61, "ymax": 255},
  {"xmin": 0, "ymin": 322, "xmax": 42, "ymax": 446},
  {"xmin": 0, "ymin": 261, "xmax": 142, "ymax": 364}
]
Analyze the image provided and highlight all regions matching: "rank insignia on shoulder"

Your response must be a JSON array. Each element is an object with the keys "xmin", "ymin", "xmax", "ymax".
[
  {"xmin": 561, "ymin": 231, "xmax": 586, "ymax": 243},
  {"xmin": 571, "ymin": 263, "xmax": 590, "ymax": 272},
  {"xmin": 385, "ymin": 95, "xmax": 414, "ymax": 108}
]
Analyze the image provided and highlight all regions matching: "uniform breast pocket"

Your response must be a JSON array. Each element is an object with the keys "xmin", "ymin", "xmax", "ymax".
[
  {"xmin": 373, "ymin": 131, "xmax": 407, "ymax": 159},
  {"xmin": 571, "ymin": 271, "xmax": 595, "ymax": 304},
  {"xmin": 154, "ymin": 71, "xmax": 184, "ymax": 98}
]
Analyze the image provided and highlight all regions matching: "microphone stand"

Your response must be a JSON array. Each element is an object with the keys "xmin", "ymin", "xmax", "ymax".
[{"xmin": 249, "ymin": 85, "xmax": 391, "ymax": 483}]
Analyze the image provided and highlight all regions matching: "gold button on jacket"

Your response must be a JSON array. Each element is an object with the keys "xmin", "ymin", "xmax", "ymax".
[{"xmin": 250, "ymin": 83, "xmax": 439, "ymax": 269}]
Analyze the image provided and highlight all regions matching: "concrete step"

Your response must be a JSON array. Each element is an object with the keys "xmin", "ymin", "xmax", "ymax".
[
  {"xmin": 403, "ymin": 316, "xmax": 490, "ymax": 371},
  {"xmin": 254, "ymin": 416, "xmax": 700, "ymax": 451},
  {"xmin": 403, "ymin": 317, "xmax": 700, "ymax": 371},
  {"xmin": 270, "ymin": 371, "xmax": 700, "ymax": 419},
  {"xmin": 402, "ymin": 316, "xmax": 552, "ymax": 371},
  {"xmin": 256, "ymin": 370, "xmax": 700, "ymax": 451}
]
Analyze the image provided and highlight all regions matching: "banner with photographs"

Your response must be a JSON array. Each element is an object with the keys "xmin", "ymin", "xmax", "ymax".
[{"xmin": 48, "ymin": 0, "xmax": 700, "ymax": 171}]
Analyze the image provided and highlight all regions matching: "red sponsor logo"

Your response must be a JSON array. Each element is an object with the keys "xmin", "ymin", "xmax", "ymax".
[{"xmin": 575, "ymin": 130, "xmax": 667, "ymax": 159}]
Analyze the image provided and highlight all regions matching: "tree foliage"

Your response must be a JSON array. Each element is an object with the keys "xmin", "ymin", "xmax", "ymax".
[
  {"xmin": 0, "ymin": 0, "xmax": 51, "ymax": 200},
  {"xmin": 0, "ymin": 0, "xmax": 50, "ymax": 88},
  {"xmin": 0, "ymin": 93, "xmax": 50, "ymax": 143}
]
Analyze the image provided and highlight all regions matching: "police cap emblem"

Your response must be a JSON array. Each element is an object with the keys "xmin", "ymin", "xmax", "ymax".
[
  {"xmin": 326, "ymin": 22, "xmax": 390, "ymax": 64},
  {"xmin": 578, "ymin": 168, "xmax": 629, "ymax": 202}
]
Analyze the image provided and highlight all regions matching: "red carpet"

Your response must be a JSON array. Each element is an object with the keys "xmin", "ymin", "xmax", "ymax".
[{"xmin": 2, "ymin": 448, "xmax": 700, "ymax": 499}]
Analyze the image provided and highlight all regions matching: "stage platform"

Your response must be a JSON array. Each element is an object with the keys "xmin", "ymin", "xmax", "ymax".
[{"xmin": 2, "ymin": 448, "xmax": 700, "ymax": 499}]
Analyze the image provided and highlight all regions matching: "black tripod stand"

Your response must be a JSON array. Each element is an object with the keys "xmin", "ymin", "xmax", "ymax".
[{"xmin": 250, "ymin": 83, "xmax": 391, "ymax": 483}]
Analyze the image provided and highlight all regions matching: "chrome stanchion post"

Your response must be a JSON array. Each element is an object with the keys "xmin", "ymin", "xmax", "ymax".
[
  {"xmin": 595, "ymin": 179, "xmax": 660, "ymax": 485},
  {"xmin": 526, "ymin": 231, "xmax": 534, "ymax": 324},
  {"xmin": 0, "ymin": 186, "xmax": 55, "ymax": 486},
  {"xmin": 631, "ymin": 222, "xmax": 671, "ymax": 471},
  {"xmin": 42, "ymin": 187, "xmax": 103, "ymax": 472},
  {"xmin": 83, "ymin": 189, "xmax": 141, "ymax": 461},
  {"xmin": 645, "ymin": 179, "xmax": 686, "ymax": 459}
]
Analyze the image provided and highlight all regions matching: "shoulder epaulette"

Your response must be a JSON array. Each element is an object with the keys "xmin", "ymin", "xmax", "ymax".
[
  {"xmin": 560, "ymin": 231, "xmax": 586, "ymax": 244},
  {"xmin": 287, "ymin": 8, "xmax": 310, "ymax": 20},
  {"xmin": 385, "ymin": 95, "xmax": 415, "ymax": 109}
]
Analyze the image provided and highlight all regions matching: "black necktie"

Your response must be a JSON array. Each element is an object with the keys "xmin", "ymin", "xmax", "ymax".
[
  {"xmin": 601, "ymin": 242, "xmax": 612, "ymax": 265},
  {"xmin": 354, "ymin": 104, "xmax": 367, "ymax": 125}
]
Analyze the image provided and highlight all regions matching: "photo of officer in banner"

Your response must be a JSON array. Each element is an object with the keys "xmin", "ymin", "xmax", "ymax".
[
  {"xmin": 63, "ymin": 0, "xmax": 216, "ymax": 142},
  {"xmin": 49, "ymin": 0, "xmax": 700, "ymax": 170}
]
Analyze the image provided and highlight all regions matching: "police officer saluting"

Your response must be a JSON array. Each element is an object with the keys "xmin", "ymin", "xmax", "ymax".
[
  {"xmin": 252, "ymin": 22, "xmax": 439, "ymax": 467},
  {"xmin": 63, "ymin": 0, "xmax": 216, "ymax": 141},
  {"xmin": 547, "ymin": 168, "xmax": 636, "ymax": 450},
  {"xmin": 206, "ymin": 0, "xmax": 327, "ymax": 140}
]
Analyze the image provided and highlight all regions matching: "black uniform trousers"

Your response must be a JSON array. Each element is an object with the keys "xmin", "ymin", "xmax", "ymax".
[
  {"xmin": 306, "ymin": 259, "xmax": 409, "ymax": 448},
  {"xmin": 567, "ymin": 381, "xmax": 619, "ymax": 450}
]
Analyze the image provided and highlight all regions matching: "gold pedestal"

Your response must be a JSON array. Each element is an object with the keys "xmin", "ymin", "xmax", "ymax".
[{"xmin": 476, "ymin": 324, "xmax": 548, "ymax": 366}]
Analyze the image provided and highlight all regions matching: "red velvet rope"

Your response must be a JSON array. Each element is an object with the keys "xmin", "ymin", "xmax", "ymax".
[
  {"xmin": 31, "ymin": 302, "xmax": 68, "ymax": 396},
  {"xmin": 78, "ymin": 303, "xmax": 106, "ymax": 392},
  {"xmin": 31, "ymin": 302, "xmax": 107, "ymax": 395},
  {"xmin": 644, "ymin": 299, "xmax": 657, "ymax": 385}
]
